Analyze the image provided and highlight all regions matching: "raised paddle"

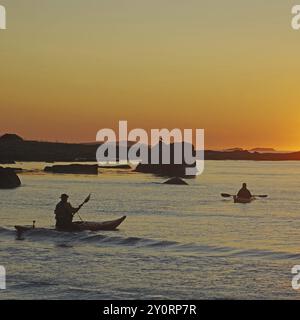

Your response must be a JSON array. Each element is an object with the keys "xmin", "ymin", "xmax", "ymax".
[
  {"xmin": 74, "ymin": 194, "xmax": 91, "ymax": 221},
  {"xmin": 221, "ymin": 193, "xmax": 268, "ymax": 198}
]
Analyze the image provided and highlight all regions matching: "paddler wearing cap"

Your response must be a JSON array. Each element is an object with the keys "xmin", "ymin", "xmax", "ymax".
[{"xmin": 54, "ymin": 194, "xmax": 84, "ymax": 230}]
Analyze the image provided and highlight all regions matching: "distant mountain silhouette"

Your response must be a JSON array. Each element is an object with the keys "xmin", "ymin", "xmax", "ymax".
[
  {"xmin": 223, "ymin": 147, "xmax": 244, "ymax": 152},
  {"xmin": 0, "ymin": 133, "xmax": 23, "ymax": 142},
  {"xmin": 204, "ymin": 149, "xmax": 299, "ymax": 160},
  {"xmin": 250, "ymin": 147, "xmax": 276, "ymax": 152}
]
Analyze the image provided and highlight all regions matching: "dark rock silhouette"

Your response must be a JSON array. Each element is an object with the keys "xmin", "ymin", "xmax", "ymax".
[
  {"xmin": 44, "ymin": 164, "xmax": 98, "ymax": 175},
  {"xmin": 99, "ymin": 164, "xmax": 131, "ymax": 169},
  {"xmin": 136, "ymin": 163, "xmax": 193, "ymax": 178},
  {"xmin": 0, "ymin": 160, "xmax": 15, "ymax": 164},
  {"xmin": 163, "ymin": 177, "xmax": 188, "ymax": 185},
  {"xmin": 0, "ymin": 135, "xmax": 133, "ymax": 162},
  {"xmin": 0, "ymin": 133, "xmax": 24, "ymax": 142},
  {"xmin": 0, "ymin": 135, "xmax": 100, "ymax": 162},
  {"xmin": 135, "ymin": 141, "xmax": 197, "ymax": 178},
  {"xmin": 1, "ymin": 167, "xmax": 23, "ymax": 173},
  {"xmin": 0, "ymin": 167, "xmax": 21, "ymax": 189}
]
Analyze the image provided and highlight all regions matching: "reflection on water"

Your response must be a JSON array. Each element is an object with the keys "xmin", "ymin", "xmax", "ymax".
[{"xmin": 1, "ymin": 161, "xmax": 300, "ymax": 299}]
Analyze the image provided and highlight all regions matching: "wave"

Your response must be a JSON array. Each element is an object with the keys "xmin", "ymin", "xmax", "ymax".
[
  {"xmin": 1, "ymin": 226, "xmax": 300, "ymax": 261},
  {"xmin": 78, "ymin": 233, "xmax": 179, "ymax": 248},
  {"xmin": 0, "ymin": 226, "xmax": 15, "ymax": 236}
]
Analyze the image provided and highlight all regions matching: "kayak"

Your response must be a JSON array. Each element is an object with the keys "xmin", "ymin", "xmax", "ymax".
[
  {"xmin": 233, "ymin": 196, "xmax": 255, "ymax": 204},
  {"xmin": 15, "ymin": 216, "xmax": 126, "ymax": 234}
]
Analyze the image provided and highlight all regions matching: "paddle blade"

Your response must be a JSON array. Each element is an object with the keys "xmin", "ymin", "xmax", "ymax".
[
  {"xmin": 221, "ymin": 193, "xmax": 233, "ymax": 198},
  {"xmin": 84, "ymin": 194, "xmax": 91, "ymax": 203},
  {"xmin": 256, "ymin": 195, "xmax": 268, "ymax": 198}
]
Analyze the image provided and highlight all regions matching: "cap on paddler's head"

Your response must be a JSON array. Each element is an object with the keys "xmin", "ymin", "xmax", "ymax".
[{"xmin": 60, "ymin": 194, "xmax": 69, "ymax": 199}]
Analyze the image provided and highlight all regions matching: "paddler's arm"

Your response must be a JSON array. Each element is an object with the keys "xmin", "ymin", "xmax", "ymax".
[{"xmin": 70, "ymin": 203, "xmax": 83, "ymax": 216}]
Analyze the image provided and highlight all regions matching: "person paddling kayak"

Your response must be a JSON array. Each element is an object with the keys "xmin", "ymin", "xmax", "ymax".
[
  {"xmin": 54, "ymin": 194, "xmax": 83, "ymax": 230},
  {"xmin": 237, "ymin": 183, "xmax": 252, "ymax": 199},
  {"xmin": 221, "ymin": 187, "xmax": 267, "ymax": 203}
]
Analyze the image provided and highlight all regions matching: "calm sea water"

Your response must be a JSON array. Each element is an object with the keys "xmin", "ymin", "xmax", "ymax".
[{"xmin": 1, "ymin": 161, "xmax": 300, "ymax": 299}]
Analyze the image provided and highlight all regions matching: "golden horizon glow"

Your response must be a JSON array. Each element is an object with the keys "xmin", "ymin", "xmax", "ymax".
[{"xmin": 1, "ymin": 1, "xmax": 300, "ymax": 150}]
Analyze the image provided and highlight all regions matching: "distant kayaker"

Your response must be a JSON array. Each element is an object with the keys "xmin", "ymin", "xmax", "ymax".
[
  {"xmin": 237, "ymin": 183, "xmax": 252, "ymax": 199},
  {"xmin": 54, "ymin": 194, "xmax": 83, "ymax": 230}
]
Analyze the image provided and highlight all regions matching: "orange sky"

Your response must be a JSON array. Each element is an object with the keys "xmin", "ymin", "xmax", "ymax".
[{"xmin": 1, "ymin": 1, "xmax": 300, "ymax": 150}]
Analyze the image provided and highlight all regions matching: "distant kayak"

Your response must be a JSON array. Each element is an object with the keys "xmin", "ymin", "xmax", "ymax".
[
  {"xmin": 233, "ymin": 196, "xmax": 255, "ymax": 204},
  {"xmin": 15, "ymin": 216, "xmax": 127, "ymax": 234}
]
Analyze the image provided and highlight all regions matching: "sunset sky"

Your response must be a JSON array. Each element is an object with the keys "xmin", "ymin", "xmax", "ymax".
[{"xmin": 1, "ymin": 1, "xmax": 300, "ymax": 150}]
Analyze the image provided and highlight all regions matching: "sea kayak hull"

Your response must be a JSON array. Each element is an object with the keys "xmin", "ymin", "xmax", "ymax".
[
  {"xmin": 234, "ymin": 196, "xmax": 255, "ymax": 204},
  {"xmin": 73, "ymin": 216, "xmax": 126, "ymax": 231},
  {"xmin": 15, "ymin": 216, "xmax": 126, "ymax": 233}
]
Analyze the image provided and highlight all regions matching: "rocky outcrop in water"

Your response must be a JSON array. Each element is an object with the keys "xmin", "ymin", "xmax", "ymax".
[
  {"xmin": 0, "ymin": 167, "xmax": 21, "ymax": 189},
  {"xmin": 135, "ymin": 141, "xmax": 197, "ymax": 178},
  {"xmin": 0, "ymin": 160, "xmax": 15, "ymax": 164},
  {"xmin": 44, "ymin": 164, "xmax": 98, "ymax": 175},
  {"xmin": 163, "ymin": 177, "xmax": 188, "ymax": 185},
  {"xmin": 136, "ymin": 163, "xmax": 194, "ymax": 178}
]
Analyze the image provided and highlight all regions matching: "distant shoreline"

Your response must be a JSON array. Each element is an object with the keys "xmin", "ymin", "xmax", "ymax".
[{"xmin": 1, "ymin": 135, "xmax": 300, "ymax": 163}]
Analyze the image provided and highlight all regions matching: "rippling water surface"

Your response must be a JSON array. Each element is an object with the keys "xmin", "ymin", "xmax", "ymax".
[{"xmin": 1, "ymin": 161, "xmax": 300, "ymax": 299}]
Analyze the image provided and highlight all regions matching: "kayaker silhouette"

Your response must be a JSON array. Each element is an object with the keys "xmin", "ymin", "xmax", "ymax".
[
  {"xmin": 54, "ymin": 194, "xmax": 83, "ymax": 230},
  {"xmin": 237, "ymin": 183, "xmax": 252, "ymax": 199}
]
